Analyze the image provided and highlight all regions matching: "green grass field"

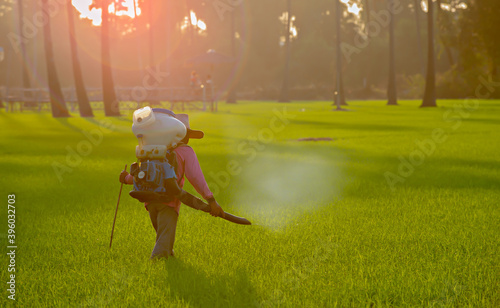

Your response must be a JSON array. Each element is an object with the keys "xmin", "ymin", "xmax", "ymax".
[{"xmin": 1, "ymin": 100, "xmax": 499, "ymax": 307}]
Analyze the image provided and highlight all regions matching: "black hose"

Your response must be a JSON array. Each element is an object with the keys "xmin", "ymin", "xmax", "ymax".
[
  {"xmin": 130, "ymin": 181, "xmax": 252, "ymax": 225},
  {"xmin": 177, "ymin": 191, "xmax": 251, "ymax": 225}
]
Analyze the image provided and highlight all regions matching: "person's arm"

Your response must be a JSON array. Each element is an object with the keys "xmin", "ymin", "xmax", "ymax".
[
  {"xmin": 119, "ymin": 170, "xmax": 134, "ymax": 185},
  {"xmin": 181, "ymin": 147, "xmax": 224, "ymax": 217}
]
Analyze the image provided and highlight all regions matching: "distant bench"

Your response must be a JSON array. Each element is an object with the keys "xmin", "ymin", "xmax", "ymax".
[{"xmin": 1, "ymin": 86, "xmax": 218, "ymax": 113}]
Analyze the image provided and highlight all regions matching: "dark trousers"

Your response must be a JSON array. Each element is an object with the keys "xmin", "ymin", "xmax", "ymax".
[{"xmin": 147, "ymin": 203, "xmax": 178, "ymax": 259}]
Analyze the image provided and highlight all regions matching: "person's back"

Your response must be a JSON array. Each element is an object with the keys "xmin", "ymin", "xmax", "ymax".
[{"xmin": 119, "ymin": 110, "xmax": 224, "ymax": 259}]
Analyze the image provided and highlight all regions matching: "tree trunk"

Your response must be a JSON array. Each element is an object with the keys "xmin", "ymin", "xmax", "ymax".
[
  {"xmin": 436, "ymin": 0, "xmax": 455, "ymax": 69},
  {"xmin": 67, "ymin": 0, "xmax": 93, "ymax": 117},
  {"xmin": 17, "ymin": 0, "xmax": 31, "ymax": 91},
  {"xmin": 492, "ymin": 61, "xmax": 498, "ymax": 81},
  {"xmin": 443, "ymin": 43, "xmax": 455, "ymax": 68},
  {"xmin": 334, "ymin": 0, "xmax": 346, "ymax": 109},
  {"xmin": 421, "ymin": 0, "xmax": 437, "ymax": 107},
  {"xmin": 365, "ymin": 0, "xmax": 371, "ymax": 24},
  {"xmin": 101, "ymin": 0, "xmax": 120, "ymax": 116},
  {"xmin": 339, "ymin": 75, "xmax": 347, "ymax": 106},
  {"xmin": 413, "ymin": 0, "xmax": 424, "ymax": 75},
  {"xmin": 362, "ymin": 0, "xmax": 371, "ymax": 94},
  {"xmin": 278, "ymin": 0, "xmax": 291, "ymax": 102},
  {"xmin": 42, "ymin": 0, "xmax": 69, "ymax": 118},
  {"xmin": 387, "ymin": 0, "xmax": 398, "ymax": 105}
]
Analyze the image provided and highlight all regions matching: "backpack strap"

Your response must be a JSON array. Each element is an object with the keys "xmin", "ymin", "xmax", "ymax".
[{"xmin": 168, "ymin": 143, "xmax": 192, "ymax": 174}]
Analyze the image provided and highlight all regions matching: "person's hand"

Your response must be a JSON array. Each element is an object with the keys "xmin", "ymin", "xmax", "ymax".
[
  {"xmin": 119, "ymin": 171, "xmax": 129, "ymax": 184},
  {"xmin": 209, "ymin": 200, "xmax": 225, "ymax": 218}
]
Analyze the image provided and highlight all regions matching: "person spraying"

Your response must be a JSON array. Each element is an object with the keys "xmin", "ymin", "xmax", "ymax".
[{"xmin": 118, "ymin": 107, "xmax": 250, "ymax": 260}]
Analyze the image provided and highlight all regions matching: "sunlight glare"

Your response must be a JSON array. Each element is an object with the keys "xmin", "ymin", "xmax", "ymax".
[
  {"xmin": 72, "ymin": 0, "xmax": 139, "ymax": 26},
  {"xmin": 198, "ymin": 20, "xmax": 207, "ymax": 31},
  {"xmin": 347, "ymin": 3, "xmax": 361, "ymax": 15},
  {"xmin": 190, "ymin": 11, "xmax": 197, "ymax": 26},
  {"xmin": 421, "ymin": 0, "xmax": 428, "ymax": 13},
  {"xmin": 181, "ymin": 11, "xmax": 207, "ymax": 33}
]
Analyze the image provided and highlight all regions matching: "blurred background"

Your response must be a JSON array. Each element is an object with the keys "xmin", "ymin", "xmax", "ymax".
[{"xmin": 0, "ymin": 0, "xmax": 498, "ymax": 103}]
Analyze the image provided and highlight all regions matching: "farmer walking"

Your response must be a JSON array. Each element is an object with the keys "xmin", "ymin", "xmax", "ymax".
[{"xmin": 119, "ymin": 113, "xmax": 224, "ymax": 260}]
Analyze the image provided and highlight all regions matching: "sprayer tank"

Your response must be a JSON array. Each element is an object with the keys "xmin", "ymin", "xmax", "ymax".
[{"xmin": 132, "ymin": 107, "xmax": 187, "ymax": 149}]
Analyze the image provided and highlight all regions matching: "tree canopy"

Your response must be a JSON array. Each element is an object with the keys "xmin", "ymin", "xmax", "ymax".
[{"xmin": 0, "ymin": 0, "xmax": 497, "ymax": 100}]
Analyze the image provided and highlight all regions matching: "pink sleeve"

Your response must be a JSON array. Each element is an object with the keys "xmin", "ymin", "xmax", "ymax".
[
  {"xmin": 179, "ymin": 147, "xmax": 213, "ymax": 200},
  {"xmin": 125, "ymin": 174, "xmax": 134, "ymax": 185}
]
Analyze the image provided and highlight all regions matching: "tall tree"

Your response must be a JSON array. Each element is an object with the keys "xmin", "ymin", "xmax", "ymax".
[
  {"xmin": 338, "ymin": 75, "xmax": 347, "ymax": 106},
  {"xmin": 413, "ymin": 0, "xmax": 424, "ymax": 75},
  {"xmin": 42, "ymin": 0, "xmax": 69, "ymax": 117},
  {"xmin": 364, "ymin": 0, "xmax": 371, "ymax": 24},
  {"xmin": 17, "ymin": 0, "xmax": 31, "ymax": 101},
  {"xmin": 387, "ymin": 0, "xmax": 398, "ymax": 105},
  {"xmin": 67, "ymin": 0, "xmax": 93, "ymax": 117},
  {"xmin": 436, "ymin": 0, "xmax": 455, "ymax": 68},
  {"xmin": 278, "ymin": 0, "xmax": 291, "ymax": 102},
  {"xmin": 0, "ymin": 46, "xmax": 5, "ymax": 108},
  {"xmin": 101, "ymin": 0, "xmax": 120, "ymax": 116},
  {"xmin": 421, "ymin": 0, "xmax": 437, "ymax": 107},
  {"xmin": 472, "ymin": 0, "xmax": 500, "ymax": 79},
  {"xmin": 362, "ymin": 0, "xmax": 372, "ymax": 95},
  {"xmin": 334, "ymin": 0, "xmax": 346, "ymax": 109}
]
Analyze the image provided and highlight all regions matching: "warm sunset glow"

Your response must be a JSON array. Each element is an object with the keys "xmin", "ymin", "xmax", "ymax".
[
  {"xmin": 181, "ymin": 10, "xmax": 207, "ymax": 33},
  {"xmin": 190, "ymin": 11, "xmax": 197, "ymax": 26},
  {"xmin": 72, "ymin": 0, "xmax": 141, "ymax": 26},
  {"xmin": 340, "ymin": 0, "xmax": 362, "ymax": 16},
  {"xmin": 190, "ymin": 10, "xmax": 207, "ymax": 31},
  {"xmin": 347, "ymin": 3, "xmax": 361, "ymax": 15},
  {"xmin": 279, "ymin": 13, "xmax": 298, "ymax": 46},
  {"xmin": 197, "ymin": 20, "xmax": 207, "ymax": 31}
]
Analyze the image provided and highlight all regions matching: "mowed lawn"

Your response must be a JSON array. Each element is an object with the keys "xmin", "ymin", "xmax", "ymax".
[{"xmin": 1, "ymin": 100, "xmax": 499, "ymax": 307}]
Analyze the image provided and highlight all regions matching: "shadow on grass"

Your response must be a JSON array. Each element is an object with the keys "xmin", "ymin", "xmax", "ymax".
[
  {"xmin": 160, "ymin": 258, "xmax": 259, "ymax": 307},
  {"xmin": 83, "ymin": 117, "xmax": 134, "ymax": 133},
  {"xmin": 340, "ymin": 150, "xmax": 500, "ymax": 194},
  {"xmin": 461, "ymin": 117, "xmax": 500, "ymax": 125},
  {"xmin": 291, "ymin": 119, "xmax": 415, "ymax": 132},
  {"xmin": 55, "ymin": 118, "xmax": 84, "ymax": 133}
]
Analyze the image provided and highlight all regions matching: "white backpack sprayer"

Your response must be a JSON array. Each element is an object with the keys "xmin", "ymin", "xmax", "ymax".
[
  {"xmin": 109, "ymin": 107, "xmax": 250, "ymax": 249},
  {"xmin": 110, "ymin": 107, "xmax": 251, "ymax": 247}
]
